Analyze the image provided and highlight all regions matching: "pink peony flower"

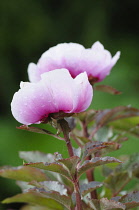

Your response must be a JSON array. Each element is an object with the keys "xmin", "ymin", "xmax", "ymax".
[
  {"xmin": 28, "ymin": 41, "xmax": 120, "ymax": 83},
  {"xmin": 11, "ymin": 69, "xmax": 93, "ymax": 125}
]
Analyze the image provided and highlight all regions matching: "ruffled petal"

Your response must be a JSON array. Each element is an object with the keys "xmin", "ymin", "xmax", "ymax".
[
  {"xmin": 40, "ymin": 69, "xmax": 74, "ymax": 112},
  {"xmin": 71, "ymin": 72, "xmax": 93, "ymax": 112},
  {"xmin": 37, "ymin": 43, "xmax": 84, "ymax": 77},
  {"xmin": 97, "ymin": 51, "xmax": 121, "ymax": 81},
  {"xmin": 27, "ymin": 42, "xmax": 120, "ymax": 83},
  {"xmin": 28, "ymin": 63, "xmax": 41, "ymax": 83},
  {"xmin": 11, "ymin": 80, "xmax": 57, "ymax": 125},
  {"xmin": 11, "ymin": 69, "xmax": 93, "ymax": 125}
]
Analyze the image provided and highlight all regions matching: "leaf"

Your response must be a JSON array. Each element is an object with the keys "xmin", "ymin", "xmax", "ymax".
[
  {"xmin": 104, "ymin": 153, "xmax": 139, "ymax": 194},
  {"xmin": 58, "ymin": 174, "xmax": 74, "ymax": 191},
  {"xmin": 81, "ymin": 200, "xmax": 96, "ymax": 210},
  {"xmin": 101, "ymin": 143, "xmax": 122, "ymax": 155},
  {"xmin": 21, "ymin": 205, "xmax": 47, "ymax": 210},
  {"xmin": 58, "ymin": 156, "xmax": 80, "ymax": 176},
  {"xmin": 94, "ymin": 106, "xmax": 139, "ymax": 128},
  {"xmin": 94, "ymin": 109, "xmax": 116, "ymax": 127},
  {"xmin": 73, "ymin": 147, "xmax": 81, "ymax": 158},
  {"xmin": 80, "ymin": 181, "xmax": 103, "ymax": 196},
  {"xmin": 78, "ymin": 156, "xmax": 121, "ymax": 178},
  {"xmin": 113, "ymin": 135, "xmax": 128, "ymax": 143},
  {"xmin": 75, "ymin": 136, "xmax": 91, "ymax": 145},
  {"xmin": 89, "ymin": 106, "xmax": 139, "ymax": 139},
  {"xmin": 94, "ymin": 127, "xmax": 113, "ymax": 142},
  {"xmin": 100, "ymin": 187, "xmax": 112, "ymax": 199},
  {"xmin": 112, "ymin": 191, "xmax": 139, "ymax": 209},
  {"xmin": 94, "ymin": 84, "xmax": 122, "ymax": 95},
  {"xmin": 82, "ymin": 141, "xmax": 116, "ymax": 160},
  {"xmin": 85, "ymin": 110, "xmax": 98, "ymax": 124},
  {"xmin": 20, "ymin": 155, "xmax": 73, "ymax": 190},
  {"xmin": 24, "ymin": 162, "xmax": 72, "ymax": 181},
  {"xmin": 118, "ymin": 153, "xmax": 139, "ymax": 175},
  {"xmin": 54, "ymin": 152, "xmax": 63, "ymax": 161},
  {"xmin": 102, "ymin": 165, "xmax": 113, "ymax": 177},
  {"xmin": 109, "ymin": 107, "xmax": 139, "ymax": 122},
  {"xmin": 88, "ymin": 198, "xmax": 125, "ymax": 210},
  {"xmin": 100, "ymin": 198, "xmax": 125, "ymax": 209},
  {"xmin": 65, "ymin": 117, "xmax": 76, "ymax": 130},
  {"xmin": 2, "ymin": 191, "xmax": 64, "ymax": 210},
  {"xmin": 16, "ymin": 181, "xmax": 34, "ymax": 191},
  {"xmin": 104, "ymin": 171, "xmax": 130, "ymax": 195},
  {"xmin": 0, "ymin": 166, "xmax": 48, "ymax": 182},
  {"xmin": 17, "ymin": 125, "xmax": 64, "ymax": 141},
  {"xmin": 109, "ymin": 117, "xmax": 139, "ymax": 137},
  {"xmin": 35, "ymin": 189, "xmax": 71, "ymax": 209},
  {"xmin": 29, "ymin": 181, "xmax": 67, "ymax": 195},
  {"xmin": 19, "ymin": 151, "xmax": 55, "ymax": 163},
  {"xmin": 76, "ymin": 110, "xmax": 97, "ymax": 124}
]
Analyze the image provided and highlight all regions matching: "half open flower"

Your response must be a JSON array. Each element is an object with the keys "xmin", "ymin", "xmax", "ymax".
[
  {"xmin": 28, "ymin": 41, "xmax": 120, "ymax": 84},
  {"xmin": 11, "ymin": 69, "xmax": 93, "ymax": 125}
]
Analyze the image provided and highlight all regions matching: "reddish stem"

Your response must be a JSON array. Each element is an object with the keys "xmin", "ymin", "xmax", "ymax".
[
  {"xmin": 82, "ymin": 121, "xmax": 97, "ymax": 199},
  {"xmin": 75, "ymin": 182, "xmax": 82, "ymax": 210},
  {"xmin": 59, "ymin": 119, "xmax": 82, "ymax": 209},
  {"xmin": 86, "ymin": 159, "xmax": 97, "ymax": 199}
]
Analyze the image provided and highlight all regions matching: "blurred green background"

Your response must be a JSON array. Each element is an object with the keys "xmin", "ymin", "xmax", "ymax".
[{"xmin": 1, "ymin": 0, "xmax": 139, "ymax": 209}]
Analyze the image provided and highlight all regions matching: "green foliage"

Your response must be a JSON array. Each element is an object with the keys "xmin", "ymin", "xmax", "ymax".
[
  {"xmin": 80, "ymin": 181, "xmax": 103, "ymax": 196},
  {"xmin": 112, "ymin": 191, "xmax": 139, "ymax": 209},
  {"xmin": 2, "ymin": 191, "xmax": 66, "ymax": 210},
  {"xmin": 0, "ymin": 166, "xmax": 48, "ymax": 182},
  {"xmin": 2, "ymin": 89, "xmax": 139, "ymax": 209},
  {"xmin": 103, "ymin": 153, "xmax": 139, "ymax": 198},
  {"xmin": 24, "ymin": 161, "xmax": 72, "ymax": 181},
  {"xmin": 17, "ymin": 125, "xmax": 65, "ymax": 141},
  {"xmin": 29, "ymin": 181, "xmax": 67, "ymax": 196},
  {"xmin": 1, "ymin": 1, "xmax": 139, "ymax": 209},
  {"xmin": 88, "ymin": 198, "xmax": 126, "ymax": 210},
  {"xmin": 19, "ymin": 151, "xmax": 55, "ymax": 163},
  {"xmin": 77, "ymin": 156, "xmax": 121, "ymax": 178}
]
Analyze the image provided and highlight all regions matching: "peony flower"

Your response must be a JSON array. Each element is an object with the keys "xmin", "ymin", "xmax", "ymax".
[
  {"xmin": 28, "ymin": 41, "xmax": 120, "ymax": 84},
  {"xmin": 11, "ymin": 69, "xmax": 93, "ymax": 125}
]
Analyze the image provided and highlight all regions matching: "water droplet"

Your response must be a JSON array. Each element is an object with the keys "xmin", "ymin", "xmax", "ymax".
[{"xmin": 128, "ymin": 197, "xmax": 132, "ymax": 202}]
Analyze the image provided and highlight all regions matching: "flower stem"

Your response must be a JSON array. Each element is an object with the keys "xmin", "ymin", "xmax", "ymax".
[
  {"xmin": 59, "ymin": 119, "xmax": 82, "ymax": 209},
  {"xmin": 74, "ymin": 180, "xmax": 82, "ymax": 210},
  {"xmin": 58, "ymin": 119, "xmax": 74, "ymax": 157},
  {"xmin": 86, "ymin": 164, "xmax": 97, "ymax": 199},
  {"xmin": 82, "ymin": 121, "xmax": 97, "ymax": 199}
]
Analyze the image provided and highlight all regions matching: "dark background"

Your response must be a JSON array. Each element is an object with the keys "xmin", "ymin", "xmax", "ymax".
[{"xmin": 1, "ymin": 0, "xmax": 139, "ymax": 209}]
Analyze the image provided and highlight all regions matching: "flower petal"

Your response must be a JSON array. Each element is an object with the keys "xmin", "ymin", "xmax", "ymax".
[
  {"xmin": 11, "ymin": 69, "xmax": 93, "ymax": 125},
  {"xmin": 27, "ymin": 42, "xmax": 120, "ymax": 83},
  {"xmin": 40, "ymin": 69, "xmax": 74, "ymax": 112},
  {"xmin": 28, "ymin": 63, "xmax": 41, "ymax": 83},
  {"xmin": 71, "ymin": 72, "xmax": 93, "ymax": 112}
]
